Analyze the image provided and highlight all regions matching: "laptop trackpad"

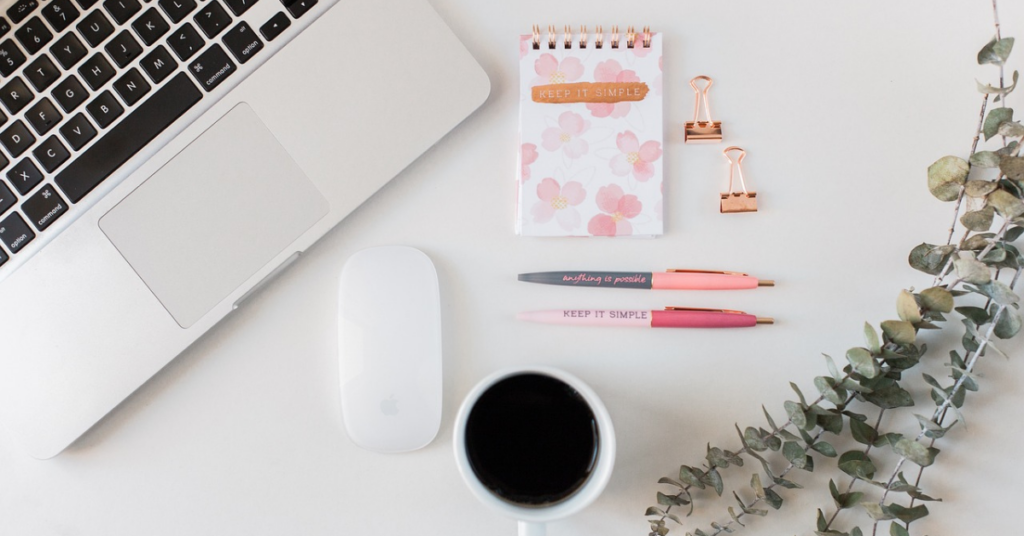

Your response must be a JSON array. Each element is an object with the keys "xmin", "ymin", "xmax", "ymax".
[{"xmin": 100, "ymin": 103, "xmax": 329, "ymax": 328}]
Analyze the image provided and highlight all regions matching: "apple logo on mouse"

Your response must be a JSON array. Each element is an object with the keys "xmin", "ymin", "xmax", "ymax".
[{"xmin": 380, "ymin": 395, "xmax": 399, "ymax": 416}]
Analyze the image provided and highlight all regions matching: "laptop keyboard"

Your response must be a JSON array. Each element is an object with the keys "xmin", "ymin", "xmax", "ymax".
[{"xmin": 0, "ymin": 0, "xmax": 319, "ymax": 270}]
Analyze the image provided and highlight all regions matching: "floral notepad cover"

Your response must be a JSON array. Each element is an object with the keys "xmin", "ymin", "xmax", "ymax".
[{"xmin": 516, "ymin": 33, "xmax": 663, "ymax": 237}]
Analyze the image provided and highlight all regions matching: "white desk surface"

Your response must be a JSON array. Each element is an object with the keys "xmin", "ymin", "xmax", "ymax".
[{"xmin": 4, "ymin": 1, "xmax": 1024, "ymax": 534}]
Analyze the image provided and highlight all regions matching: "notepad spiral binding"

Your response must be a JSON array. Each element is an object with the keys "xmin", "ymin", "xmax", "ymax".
[{"xmin": 531, "ymin": 25, "xmax": 652, "ymax": 50}]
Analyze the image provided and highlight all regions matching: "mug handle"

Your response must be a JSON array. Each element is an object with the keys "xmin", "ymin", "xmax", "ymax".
[{"xmin": 518, "ymin": 521, "xmax": 546, "ymax": 536}]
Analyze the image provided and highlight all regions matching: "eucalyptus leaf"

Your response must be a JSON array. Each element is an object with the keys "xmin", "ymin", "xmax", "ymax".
[
  {"xmin": 896, "ymin": 290, "xmax": 922, "ymax": 323},
  {"xmin": 976, "ymin": 280, "xmax": 1020, "ymax": 305},
  {"xmin": 763, "ymin": 488, "xmax": 783, "ymax": 509},
  {"xmin": 881, "ymin": 320, "xmax": 916, "ymax": 345},
  {"xmin": 862, "ymin": 382, "xmax": 915, "ymax": 409},
  {"xmin": 927, "ymin": 156, "xmax": 969, "ymax": 200},
  {"xmin": 970, "ymin": 151, "xmax": 1002, "ymax": 169},
  {"xmin": 978, "ymin": 36, "xmax": 1015, "ymax": 65},
  {"xmin": 658, "ymin": 477, "xmax": 686, "ymax": 489},
  {"xmin": 825, "ymin": 353, "xmax": 842, "ymax": 381},
  {"xmin": 888, "ymin": 504, "xmax": 929, "ymax": 524},
  {"xmin": 860, "ymin": 502, "xmax": 895, "ymax": 521},
  {"xmin": 963, "ymin": 234, "xmax": 991, "ymax": 251},
  {"xmin": 992, "ymin": 304, "xmax": 1022, "ymax": 338},
  {"xmin": 784, "ymin": 400, "xmax": 809, "ymax": 430},
  {"xmin": 999, "ymin": 121, "xmax": 1024, "ymax": 138},
  {"xmin": 919, "ymin": 287, "xmax": 954, "ymax": 313},
  {"xmin": 956, "ymin": 305, "xmax": 990, "ymax": 324},
  {"xmin": 984, "ymin": 107, "xmax": 1014, "ymax": 140},
  {"xmin": 705, "ymin": 468, "xmax": 724, "ymax": 496},
  {"xmin": 988, "ymin": 188, "xmax": 1024, "ymax": 217},
  {"xmin": 762, "ymin": 405, "xmax": 778, "ymax": 432},
  {"xmin": 782, "ymin": 441, "xmax": 805, "ymax": 464},
  {"xmin": 1007, "ymin": 226, "xmax": 1024, "ymax": 241},
  {"xmin": 1002, "ymin": 156, "xmax": 1024, "ymax": 181},
  {"xmin": 846, "ymin": 347, "xmax": 879, "ymax": 378},
  {"xmin": 954, "ymin": 254, "xmax": 992, "ymax": 284},
  {"xmin": 811, "ymin": 441, "xmax": 837, "ymax": 457},
  {"xmin": 961, "ymin": 206, "xmax": 995, "ymax": 231},
  {"xmin": 658, "ymin": 491, "xmax": 686, "ymax": 507},
  {"xmin": 750, "ymin": 473, "xmax": 765, "ymax": 499},
  {"xmin": 891, "ymin": 523, "xmax": 910, "ymax": 536},
  {"xmin": 850, "ymin": 418, "xmax": 879, "ymax": 445},
  {"xmin": 646, "ymin": 506, "xmax": 665, "ymax": 517},
  {"xmin": 893, "ymin": 438, "xmax": 938, "ymax": 467},
  {"xmin": 977, "ymin": 70, "xmax": 1019, "ymax": 95},
  {"xmin": 678, "ymin": 466, "xmax": 705, "ymax": 489},
  {"xmin": 838, "ymin": 451, "xmax": 876, "ymax": 480}
]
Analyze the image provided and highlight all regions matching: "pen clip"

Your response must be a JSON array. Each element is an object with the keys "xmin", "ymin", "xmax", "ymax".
[
  {"xmin": 664, "ymin": 307, "xmax": 747, "ymax": 314},
  {"xmin": 666, "ymin": 269, "xmax": 749, "ymax": 276}
]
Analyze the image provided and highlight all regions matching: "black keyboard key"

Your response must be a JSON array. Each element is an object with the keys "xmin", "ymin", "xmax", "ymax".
[
  {"xmin": 167, "ymin": 22, "xmax": 202, "ymax": 60},
  {"xmin": 76, "ymin": 10, "xmax": 113, "ymax": 47},
  {"xmin": 0, "ymin": 17, "xmax": 10, "ymax": 39},
  {"xmin": 112, "ymin": 67, "xmax": 149, "ymax": 105},
  {"xmin": 25, "ymin": 97, "xmax": 61, "ymax": 135},
  {"xmin": 41, "ymin": 0, "xmax": 80, "ymax": 33},
  {"xmin": 21, "ymin": 184, "xmax": 67, "ymax": 230},
  {"xmin": 132, "ymin": 7, "xmax": 168, "ymax": 45},
  {"xmin": 282, "ymin": 0, "xmax": 315, "ymax": 19},
  {"xmin": 0, "ymin": 77, "xmax": 33, "ymax": 114},
  {"xmin": 15, "ymin": 16, "xmax": 51, "ymax": 55},
  {"xmin": 0, "ymin": 150, "xmax": 7, "ymax": 169},
  {"xmin": 0, "ymin": 180, "xmax": 14, "ymax": 215},
  {"xmin": 56, "ymin": 72, "xmax": 201, "ymax": 203},
  {"xmin": 7, "ymin": 0, "xmax": 39, "ymax": 25},
  {"xmin": 85, "ymin": 90, "xmax": 121, "ymax": 127},
  {"xmin": 7, "ymin": 158, "xmax": 41, "ymax": 194},
  {"xmin": 0, "ymin": 120, "xmax": 34, "ymax": 157},
  {"xmin": 59, "ymin": 112, "xmax": 95, "ymax": 149},
  {"xmin": 52, "ymin": 75, "xmax": 88, "ymax": 112},
  {"xmin": 79, "ymin": 53, "xmax": 115, "ymax": 89},
  {"xmin": 193, "ymin": 0, "xmax": 229, "ymax": 38},
  {"xmin": 188, "ymin": 43, "xmax": 233, "ymax": 91},
  {"xmin": 0, "ymin": 212, "xmax": 33, "ymax": 253},
  {"xmin": 24, "ymin": 55, "xmax": 60, "ymax": 91},
  {"xmin": 222, "ymin": 21, "xmax": 261, "ymax": 64},
  {"xmin": 157, "ymin": 0, "xmax": 195, "ymax": 23},
  {"xmin": 0, "ymin": 39, "xmax": 26, "ymax": 77},
  {"xmin": 140, "ymin": 44, "xmax": 175, "ymax": 83},
  {"xmin": 50, "ymin": 32, "xmax": 87, "ymax": 69},
  {"xmin": 103, "ymin": 0, "xmax": 140, "ymax": 25},
  {"xmin": 105, "ymin": 30, "xmax": 141, "ymax": 68},
  {"xmin": 259, "ymin": 12, "xmax": 288, "ymax": 41},
  {"xmin": 32, "ymin": 135, "xmax": 69, "ymax": 172},
  {"xmin": 74, "ymin": 0, "xmax": 100, "ymax": 10},
  {"xmin": 223, "ymin": 0, "xmax": 255, "ymax": 16}
]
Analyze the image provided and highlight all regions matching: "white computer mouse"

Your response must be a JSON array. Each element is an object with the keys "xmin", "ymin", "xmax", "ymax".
[{"xmin": 338, "ymin": 246, "xmax": 442, "ymax": 453}]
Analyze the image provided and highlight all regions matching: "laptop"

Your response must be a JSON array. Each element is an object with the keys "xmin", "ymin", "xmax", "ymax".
[{"xmin": 0, "ymin": 0, "xmax": 489, "ymax": 458}]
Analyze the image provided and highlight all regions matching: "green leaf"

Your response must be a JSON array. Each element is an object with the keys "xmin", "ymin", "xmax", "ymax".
[
  {"xmin": 846, "ymin": 347, "xmax": 879, "ymax": 379},
  {"xmin": 988, "ymin": 188, "xmax": 1024, "ymax": 217},
  {"xmin": 860, "ymin": 502, "xmax": 895, "ymax": 520},
  {"xmin": 817, "ymin": 411, "xmax": 844, "ymax": 435},
  {"xmin": 704, "ymin": 468, "xmax": 724, "ymax": 496},
  {"xmin": 838, "ymin": 451, "xmax": 876, "ymax": 480},
  {"xmin": 919, "ymin": 287, "xmax": 954, "ymax": 313},
  {"xmin": 790, "ymin": 382, "xmax": 808, "ymax": 406},
  {"xmin": 891, "ymin": 523, "xmax": 910, "ymax": 536},
  {"xmin": 978, "ymin": 36, "xmax": 1015, "ymax": 65},
  {"xmin": 880, "ymin": 320, "xmax": 916, "ymax": 345},
  {"xmin": 896, "ymin": 290, "xmax": 922, "ymax": 323},
  {"xmin": 816, "ymin": 509, "xmax": 827, "ymax": 532},
  {"xmin": 850, "ymin": 418, "xmax": 878, "ymax": 445},
  {"xmin": 927, "ymin": 155, "xmax": 969, "ymax": 201},
  {"xmin": 784, "ymin": 400, "xmax": 809, "ymax": 430},
  {"xmin": 811, "ymin": 441, "xmax": 838, "ymax": 457},
  {"xmin": 782, "ymin": 441, "xmax": 805, "ymax": 463},
  {"xmin": 645, "ymin": 506, "xmax": 665, "ymax": 517},
  {"xmin": 1002, "ymin": 156, "xmax": 1024, "ymax": 181},
  {"xmin": 992, "ymin": 304, "xmax": 1022, "ymax": 338},
  {"xmin": 824, "ymin": 353, "xmax": 842, "ymax": 381},
  {"xmin": 908, "ymin": 243, "xmax": 955, "ymax": 275},
  {"xmin": 1000, "ymin": 121, "xmax": 1024, "ymax": 138},
  {"xmin": 961, "ymin": 206, "xmax": 995, "ymax": 231},
  {"xmin": 851, "ymin": 528, "xmax": 863, "ymax": 536},
  {"xmin": 678, "ymin": 466, "xmax": 705, "ymax": 489},
  {"xmin": 893, "ymin": 438, "xmax": 938, "ymax": 467},
  {"xmin": 977, "ymin": 70, "xmax": 1020, "ymax": 95},
  {"xmin": 658, "ymin": 477, "xmax": 686, "ymax": 489},
  {"xmin": 970, "ymin": 151, "xmax": 1003, "ymax": 169},
  {"xmin": 956, "ymin": 305, "xmax": 990, "ymax": 324},
  {"xmin": 763, "ymin": 488, "xmax": 783, "ymax": 509},
  {"xmin": 874, "ymin": 432, "xmax": 904, "ymax": 448},
  {"xmin": 862, "ymin": 382, "xmax": 915, "ymax": 409},
  {"xmin": 728, "ymin": 507, "xmax": 744, "ymax": 527},
  {"xmin": 984, "ymin": 107, "xmax": 1014, "ymax": 140},
  {"xmin": 814, "ymin": 376, "xmax": 845, "ymax": 405},
  {"xmin": 658, "ymin": 492, "xmax": 687, "ymax": 507},
  {"xmin": 976, "ymin": 280, "xmax": 1020, "ymax": 305},
  {"xmin": 954, "ymin": 254, "xmax": 992, "ymax": 284},
  {"xmin": 889, "ymin": 504, "xmax": 929, "ymax": 524},
  {"xmin": 773, "ymin": 475, "xmax": 802, "ymax": 489}
]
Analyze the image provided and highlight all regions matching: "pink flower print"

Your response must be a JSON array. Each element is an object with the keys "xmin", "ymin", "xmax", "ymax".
[
  {"xmin": 610, "ymin": 131, "xmax": 662, "ymax": 182},
  {"xmin": 631, "ymin": 33, "xmax": 655, "ymax": 57},
  {"xmin": 586, "ymin": 60, "xmax": 640, "ymax": 118},
  {"xmin": 532, "ymin": 178, "xmax": 586, "ymax": 231},
  {"xmin": 520, "ymin": 143, "xmax": 538, "ymax": 181},
  {"xmin": 654, "ymin": 55, "xmax": 663, "ymax": 96},
  {"xmin": 533, "ymin": 53, "xmax": 584, "ymax": 85},
  {"xmin": 588, "ymin": 184, "xmax": 642, "ymax": 237},
  {"xmin": 519, "ymin": 35, "xmax": 531, "ymax": 59},
  {"xmin": 541, "ymin": 111, "xmax": 590, "ymax": 158}
]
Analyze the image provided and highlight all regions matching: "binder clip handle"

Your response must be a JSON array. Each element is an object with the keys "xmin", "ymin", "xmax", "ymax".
[{"xmin": 689, "ymin": 76, "xmax": 714, "ymax": 125}]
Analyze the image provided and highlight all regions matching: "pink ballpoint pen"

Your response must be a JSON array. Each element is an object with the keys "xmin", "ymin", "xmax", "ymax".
[
  {"xmin": 517, "ymin": 269, "xmax": 774, "ymax": 290},
  {"xmin": 518, "ymin": 307, "xmax": 774, "ymax": 328}
]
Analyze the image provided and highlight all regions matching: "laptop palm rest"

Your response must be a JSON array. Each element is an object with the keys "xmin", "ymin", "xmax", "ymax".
[{"xmin": 99, "ymin": 103, "xmax": 329, "ymax": 328}]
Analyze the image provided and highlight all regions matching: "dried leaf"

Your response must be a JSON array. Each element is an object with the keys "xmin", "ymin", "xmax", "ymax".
[
  {"xmin": 954, "ymin": 254, "xmax": 992, "ymax": 284},
  {"xmin": 881, "ymin": 320, "xmax": 916, "ymax": 345},
  {"xmin": 860, "ymin": 502, "xmax": 895, "ymax": 521},
  {"xmin": 999, "ymin": 121, "xmax": 1024, "ymax": 138},
  {"xmin": 976, "ymin": 70, "xmax": 1019, "ymax": 95},
  {"xmin": 927, "ymin": 156, "xmax": 969, "ymax": 200},
  {"xmin": 896, "ymin": 290, "xmax": 922, "ymax": 323},
  {"xmin": 961, "ymin": 206, "xmax": 995, "ymax": 231},
  {"xmin": 919, "ymin": 287, "xmax": 954, "ymax": 313},
  {"xmin": 1002, "ymin": 156, "xmax": 1024, "ymax": 181},
  {"xmin": 983, "ymin": 107, "xmax": 1014, "ymax": 140},
  {"xmin": 970, "ymin": 151, "xmax": 1002, "ymax": 168},
  {"xmin": 750, "ymin": 473, "xmax": 765, "ymax": 499}
]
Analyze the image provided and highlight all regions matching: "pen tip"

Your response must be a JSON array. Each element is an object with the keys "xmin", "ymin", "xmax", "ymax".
[
  {"xmin": 756, "ymin": 317, "xmax": 775, "ymax": 325},
  {"xmin": 758, "ymin": 280, "xmax": 775, "ymax": 287}
]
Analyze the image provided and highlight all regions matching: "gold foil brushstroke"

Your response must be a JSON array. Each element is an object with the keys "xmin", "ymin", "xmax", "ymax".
[{"xmin": 532, "ymin": 82, "xmax": 650, "ymax": 104}]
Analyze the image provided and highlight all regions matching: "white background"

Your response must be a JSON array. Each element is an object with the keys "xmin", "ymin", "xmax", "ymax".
[{"xmin": 4, "ymin": 1, "xmax": 1024, "ymax": 535}]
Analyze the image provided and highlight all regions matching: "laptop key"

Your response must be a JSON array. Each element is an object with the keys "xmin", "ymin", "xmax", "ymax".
[
  {"xmin": 222, "ymin": 21, "xmax": 261, "ymax": 64},
  {"xmin": 6, "ymin": 0, "xmax": 39, "ymax": 25},
  {"xmin": 282, "ymin": 0, "xmax": 315, "ymax": 19},
  {"xmin": 0, "ymin": 151, "xmax": 7, "ymax": 170},
  {"xmin": 132, "ymin": 7, "xmax": 169, "ymax": 45},
  {"xmin": 50, "ymin": 32, "xmax": 87, "ymax": 69},
  {"xmin": 74, "ymin": 0, "xmax": 100, "ymax": 10},
  {"xmin": 0, "ymin": 211, "xmax": 34, "ymax": 253},
  {"xmin": 103, "ymin": 0, "xmax": 141, "ymax": 25},
  {"xmin": 223, "ymin": 0, "xmax": 255, "ymax": 17},
  {"xmin": 76, "ymin": 10, "xmax": 113, "ymax": 47},
  {"xmin": 59, "ymin": 112, "xmax": 96, "ymax": 150},
  {"xmin": 258, "ymin": 12, "xmax": 288, "ymax": 41},
  {"xmin": 86, "ymin": 90, "xmax": 122, "ymax": 128},
  {"xmin": 25, "ymin": 55, "xmax": 60, "ymax": 91},
  {"xmin": 158, "ymin": 0, "xmax": 195, "ymax": 24},
  {"xmin": 167, "ymin": 22, "xmax": 202, "ymax": 60},
  {"xmin": 105, "ymin": 30, "xmax": 142, "ymax": 68},
  {"xmin": 79, "ymin": 52, "xmax": 115, "ymax": 90},
  {"xmin": 0, "ymin": 121, "xmax": 35, "ymax": 157},
  {"xmin": 0, "ymin": 39, "xmax": 26, "ymax": 76},
  {"xmin": 194, "ymin": 1, "xmax": 230, "ymax": 38},
  {"xmin": 55, "ymin": 72, "xmax": 202, "ymax": 203},
  {"xmin": 25, "ymin": 97, "xmax": 62, "ymax": 135},
  {"xmin": 52, "ymin": 75, "xmax": 88, "ymax": 112},
  {"xmin": 188, "ymin": 43, "xmax": 234, "ymax": 91},
  {"xmin": 41, "ymin": 0, "xmax": 80, "ymax": 33},
  {"xmin": 140, "ymin": 44, "xmax": 175, "ymax": 83},
  {"xmin": 7, "ymin": 158, "xmax": 41, "ymax": 195},
  {"xmin": 32, "ymin": 136, "xmax": 70, "ymax": 173},
  {"xmin": 112, "ymin": 67, "xmax": 150, "ymax": 106},
  {"xmin": 0, "ymin": 77, "xmax": 33, "ymax": 114},
  {"xmin": 15, "ymin": 16, "xmax": 52, "ymax": 55},
  {"xmin": 0, "ymin": 180, "xmax": 14, "ymax": 215},
  {"xmin": 0, "ymin": 17, "xmax": 11, "ymax": 39},
  {"xmin": 22, "ymin": 184, "xmax": 67, "ymax": 230}
]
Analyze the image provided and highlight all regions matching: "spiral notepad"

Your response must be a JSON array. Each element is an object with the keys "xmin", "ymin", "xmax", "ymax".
[{"xmin": 516, "ymin": 25, "xmax": 663, "ymax": 237}]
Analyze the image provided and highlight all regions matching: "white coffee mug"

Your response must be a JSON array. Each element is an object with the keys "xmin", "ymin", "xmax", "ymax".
[{"xmin": 453, "ymin": 366, "xmax": 616, "ymax": 536}]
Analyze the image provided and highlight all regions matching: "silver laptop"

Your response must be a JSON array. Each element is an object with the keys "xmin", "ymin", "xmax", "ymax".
[{"xmin": 0, "ymin": 0, "xmax": 489, "ymax": 458}]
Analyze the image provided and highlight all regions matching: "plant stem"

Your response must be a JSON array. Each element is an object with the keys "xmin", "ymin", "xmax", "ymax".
[
  {"xmin": 821, "ymin": 408, "xmax": 886, "ymax": 531},
  {"xmin": 942, "ymin": 95, "xmax": 992, "ymax": 249}
]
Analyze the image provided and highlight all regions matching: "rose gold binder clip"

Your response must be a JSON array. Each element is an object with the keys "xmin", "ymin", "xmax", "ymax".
[
  {"xmin": 721, "ymin": 146, "xmax": 757, "ymax": 213},
  {"xmin": 685, "ymin": 76, "xmax": 723, "ymax": 143}
]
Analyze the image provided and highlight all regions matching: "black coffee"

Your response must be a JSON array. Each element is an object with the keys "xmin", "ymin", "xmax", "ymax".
[{"xmin": 464, "ymin": 373, "xmax": 599, "ymax": 506}]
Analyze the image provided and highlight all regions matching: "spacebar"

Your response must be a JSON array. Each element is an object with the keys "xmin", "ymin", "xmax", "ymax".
[{"xmin": 56, "ymin": 73, "xmax": 203, "ymax": 204}]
